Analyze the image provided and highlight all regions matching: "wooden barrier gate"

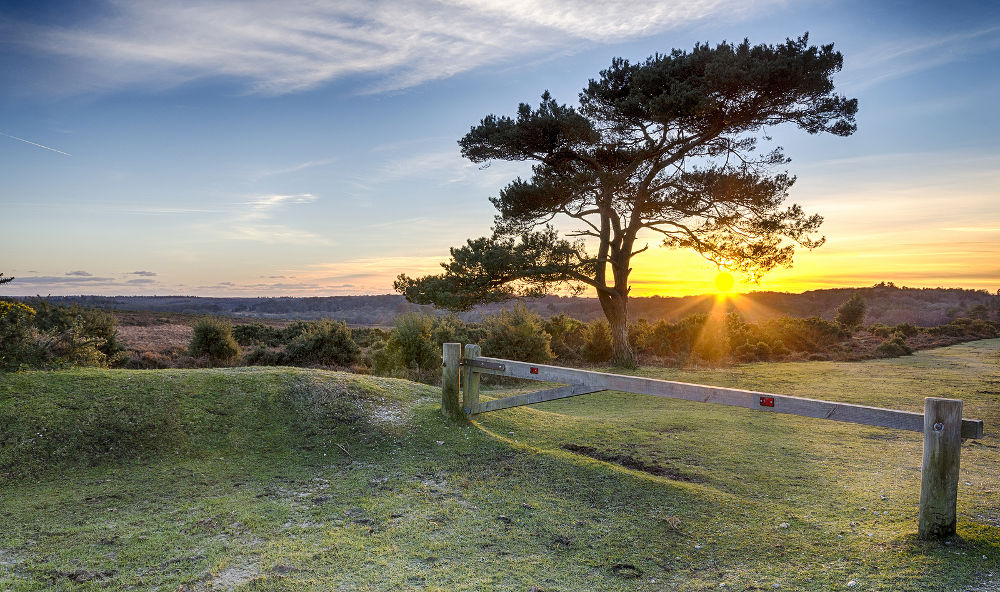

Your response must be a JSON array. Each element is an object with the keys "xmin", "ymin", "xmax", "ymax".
[{"xmin": 440, "ymin": 343, "xmax": 985, "ymax": 541}]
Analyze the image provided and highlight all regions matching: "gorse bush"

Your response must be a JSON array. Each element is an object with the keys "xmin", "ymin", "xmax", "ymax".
[
  {"xmin": 232, "ymin": 323, "xmax": 284, "ymax": 347},
  {"xmin": 0, "ymin": 301, "xmax": 39, "ymax": 371},
  {"xmin": 189, "ymin": 318, "xmax": 240, "ymax": 363},
  {"xmin": 1, "ymin": 299, "xmax": 128, "ymax": 370},
  {"xmin": 581, "ymin": 320, "xmax": 613, "ymax": 363},
  {"xmin": 543, "ymin": 314, "xmax": 586, "ymax": 361},
  {"xmin": 285, "ymin": 320, "xmax": 360, "ymax": 367},
  {"xmin": 28, "ymin": 298, "xmax": 125, "ymax": 366},
  {"xmin": 481, "ymin": 305, "xmax": 552, "ymax": 363},
  {"xmin": 876, "ymin": 332, "xmax": 912, "ymax": 357}
]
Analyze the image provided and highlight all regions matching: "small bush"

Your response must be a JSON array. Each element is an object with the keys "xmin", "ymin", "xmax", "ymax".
[
  {"xmin": 243, "ymin": 346, "xmax": 289, "ymax": 366},
  {"xmin": 0, "ymin": 301, "xmax": 40, "ymax": 370},
  {"xmin": 544, "ymin": 315, "xmax": 586, "ymax": 361},
  {"xmin": 581, "ymin": 320, "xmax": 613, "ymax": 363},
  {"xmin": 351, "ymin": 327, "xmax": 391, "ymax": 348},
  {"xmin": 481, "ymin": 305, "xmax": 552, "ymax": 363},
  {"xmin": 876, "ymin": 332, "xmax": 912, "ymax": 358},
  {"xmin": 735, "ymin": 341, "xmax": 772, "ymax": 362},
  {"xmin": 27, "ymin": 298, "xmax": 124, "ymax": 361},
  {"xmin": 628, "ymin": 319, "xmax": 655, "ymax": 354},
  {"xmin": 232, "ymin": 323, "xmax": 284, "ymax": 347},
  {"xmin": 893, "ymin": 323, "xmax": 920, "ymax": 338},
  {"xmin": 285, "ymin": 320, "xmax": 360, "ymax": 366},
  {"xmin": 382, "ymin": 313, "xmax": 439, "ymax": 372},
  {"xmin": 866, "ymin": 324, "xmax": 892, "ymax": 338},
  {"xmin": 189, "ymin": 318, "xmax": 240, "ymax": 363}
]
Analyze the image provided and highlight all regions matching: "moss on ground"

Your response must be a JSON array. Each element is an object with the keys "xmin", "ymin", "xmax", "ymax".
[{"xmin": 1, "ymin": 341, "xmax": 998, "ymax": 590}]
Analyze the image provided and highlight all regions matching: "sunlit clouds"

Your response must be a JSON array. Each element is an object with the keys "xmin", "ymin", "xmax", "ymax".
[{"xmin": 14, "ymin": 0, "xmax": 782, "ymax": 95}]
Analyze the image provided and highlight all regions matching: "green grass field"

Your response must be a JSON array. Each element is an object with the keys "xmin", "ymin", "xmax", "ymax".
[{"xmin": 1, "ymin": 340, "xmax": 998, "ymax": 591}]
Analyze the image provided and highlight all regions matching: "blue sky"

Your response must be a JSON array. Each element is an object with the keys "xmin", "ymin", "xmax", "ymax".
[{"xmin": 1, "ymin": 0, "xmax": 998, "ymax": 297}]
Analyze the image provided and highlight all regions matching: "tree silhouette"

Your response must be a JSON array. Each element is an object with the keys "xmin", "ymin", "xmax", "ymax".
[
  {"xmin": 396, "ymin": 34, "xmax": 857, "ymax": 366},
  {"xmin": 0, "ymin": 273, "xmax": 13, "ymax": 286}
]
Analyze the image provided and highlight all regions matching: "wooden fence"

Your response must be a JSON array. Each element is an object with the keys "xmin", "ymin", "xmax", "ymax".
[{"xmin": 440, "ymin": 343, "xmax": 985, "ymax": 541}]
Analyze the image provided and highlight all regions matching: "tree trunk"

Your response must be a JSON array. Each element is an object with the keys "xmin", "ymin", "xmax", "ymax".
[{"xmin": 598, "ymin": 292, "xmax": 636, "ymax": 368}]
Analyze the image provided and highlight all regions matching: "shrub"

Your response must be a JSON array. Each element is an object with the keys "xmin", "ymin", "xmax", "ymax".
[
  {"xmin": 481, "ymin": 305, "xmax": 552, "ymax": 363},
  {"xmin": 350, "ymin": 326, "xmax": 391, "ymax": 348},
  {"xmin": 893, "ymin": 323, "xmax": 920, "ymax": 338},
  {"xmin": 628, "ymin": 318, "xmax": 655, "ymax": 354},
  {"xmin": 758, "ymin": 317, "xmax": 849, "ymax": 354},
  {"xmin": 581, "ymin": 320, "xmax": 613, "ymax": 363},
  {"xmin": 189, "ymin": 318, "xmax": 240, "ymax": 363},
  {"xmin": 735, "ymin": 341, "xmax": 772, "ymax": 362},
  {"xmin": 45, "ymin": 317, "xmax": 110, "ymax": 367},
  {"xmin": 544, "ymin": 314, "xmax": 586, "ymax": 361},
  {"xmin": 835, "ymin": 293, "xmax": 867, "ymax": 329},
  {"xmin": 876, "ymin": 332, "xmax": 912, "ymax": 357},
  {"xmin": 0, "ymin": 300, "xmax": 40, "ymax": 370},
  {"xmin": 232, "ymin": 323, "xmax": 284, "ymax": 347},
  {"xmin": 382, "ymin": 313, "xmax": 440, "ymax": 372},
  {"xmin": 243, "ymin": 345, "xmax": 289, "ymax": 366},
  {"xmin": 27, "ymin": 298, "xmax": 124, "ymax": 361},
  {"xmin": 647, "ymin": 314, "xmax": 707, "ymax": 358},
  {"xmin": 866, "ymin": 324, "xmax": 892, "ymax": 338},
  {"xmin": 285, "ymin": 320, "xmax": 360, "ymax": 366}
]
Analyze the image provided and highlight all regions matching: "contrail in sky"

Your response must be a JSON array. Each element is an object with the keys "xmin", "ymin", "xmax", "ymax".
[{"xmin": 0, "ymin": 131, "xmax": 72, "ymax": 156}]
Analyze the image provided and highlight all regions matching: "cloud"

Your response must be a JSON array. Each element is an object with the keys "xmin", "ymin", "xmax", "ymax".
[
  {"xmin": 129, "ymin": 270, "xmax": 157, "ymax": 276},
  {"xmin": 844, "ymin": 26, "xmax": 1000, "ymax": 90},
  {"xmin": 126, "ymin": 278, "xmax": 157, "ymax": 284},
  {"xmin": 65, "ymin": 270, "xmax": 93, "ymax": 276},
  {"xmin": 251, "ymin": 157, "xmax": 338, "ymax": 180},
  {"xmin": 13, "ymin": 0, "xmax": 782, "ymax": 95},
  {"xmin": 208, "ymin": 193, "xmax": 331, "ymax": 244}
]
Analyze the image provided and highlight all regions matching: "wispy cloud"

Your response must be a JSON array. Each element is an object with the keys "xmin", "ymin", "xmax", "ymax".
[
  {"xmin": 65, "ymin": 270, "xmax": 93, "ymax": 277},
  {"xmin": 944, "ymin": 226, "xmax": 1000, "ymax": 233},
  {"xmin": 13, "ymin": 0, "xmax": 782, "ymax": 95},
  {"xmin": 211, "ymin": 193, "xmax": 331, "ymax": 244},
  {"xmin": 844, "ymin": 26, "xmax": 1000, "ymax": 90},
  {"xmin": 129, "ymin": 270, "xmax": 157, "ymax": 276},
  {"xmin": 250, "ymin": 156, "xmax": 338, "ymax": 181}
]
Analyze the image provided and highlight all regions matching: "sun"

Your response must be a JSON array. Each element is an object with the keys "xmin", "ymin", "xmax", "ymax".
[{"xmin": 714, "ymin": 271, "xmax": 736, "ymax": 294}]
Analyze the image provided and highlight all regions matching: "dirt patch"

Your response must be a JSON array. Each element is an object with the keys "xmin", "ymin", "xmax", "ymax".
[{"xmin": 561, "ymin": 443, "xmax": 702, "ymax": 482}]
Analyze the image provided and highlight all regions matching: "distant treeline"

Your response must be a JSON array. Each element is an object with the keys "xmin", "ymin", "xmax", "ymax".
[{"xmin": 22, "ymin": 283, "xmax": 1000, "ymax": 327}]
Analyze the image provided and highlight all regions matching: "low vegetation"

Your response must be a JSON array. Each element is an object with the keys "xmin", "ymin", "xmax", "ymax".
[
  {"xmin": 1, "ymin": 340, "xmax": 997, "ymax": 590},
  {"xmin": 4, "ymin": 296, "xmax": 999, "ymax": 383}
]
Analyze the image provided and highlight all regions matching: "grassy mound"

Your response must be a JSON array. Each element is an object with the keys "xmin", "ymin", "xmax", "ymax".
[{"xmin": 0, "ymin": 367, "xmax": 432, "ymax": 480}]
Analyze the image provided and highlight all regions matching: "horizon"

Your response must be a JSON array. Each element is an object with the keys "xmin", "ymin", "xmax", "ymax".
[
  {"xmin": 2, "ymin": 1, "xmax": 999, "ymax": 298},
  {"xmin": 9, "ymin": 282, "xmax": 997, "ymax": 302}
]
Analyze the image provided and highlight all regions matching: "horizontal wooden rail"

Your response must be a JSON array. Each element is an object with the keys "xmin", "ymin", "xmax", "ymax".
[{"xmin": 469, "ymin": 356, "xmax": 984, "ymax": 439}]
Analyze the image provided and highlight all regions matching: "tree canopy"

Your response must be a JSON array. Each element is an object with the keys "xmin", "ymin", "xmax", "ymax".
[
  {"xmin": 0, "ymin": 273, "xmax": 12, "ymax": 286},
  {"xmin": 396, "ymin": 34, "xmax": 858, "ymax": 366}
]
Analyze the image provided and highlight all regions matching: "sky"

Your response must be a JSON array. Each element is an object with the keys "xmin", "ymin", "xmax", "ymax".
[{"xmin": 1, "ymin": 0, "xmax": 998, "ymax": 298}]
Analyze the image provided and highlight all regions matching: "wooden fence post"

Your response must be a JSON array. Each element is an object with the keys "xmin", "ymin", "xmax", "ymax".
[
  {"xmin": 441, "ymin": 343, "xmax": 463, "ymax": 420},
  {"xmin": 463, "ymin": 344, "xmax": 481, "ymax": 416},
  {"xmin": 919, "ymin": 397, "xmax": 963, "ymax": 540}
]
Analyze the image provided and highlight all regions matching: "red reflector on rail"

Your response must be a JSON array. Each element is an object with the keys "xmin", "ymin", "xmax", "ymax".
[
  {"xmin": 760, "ymin": 396, "xmax": 774, "ymax": 407},
  {"xmin": 530, "ymin": 367, "xmax": 539, "ymax": 374}
]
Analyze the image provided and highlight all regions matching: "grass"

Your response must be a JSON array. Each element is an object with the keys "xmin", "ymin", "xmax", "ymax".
[{"xmin": 1, "ymin": 341, "xmax": 998, "ymax": 590}]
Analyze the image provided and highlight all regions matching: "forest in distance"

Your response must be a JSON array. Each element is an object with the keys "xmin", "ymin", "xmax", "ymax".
[{"xmin": 23, "ymin": 283, "xmax": 1000, "ymax": 327}]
